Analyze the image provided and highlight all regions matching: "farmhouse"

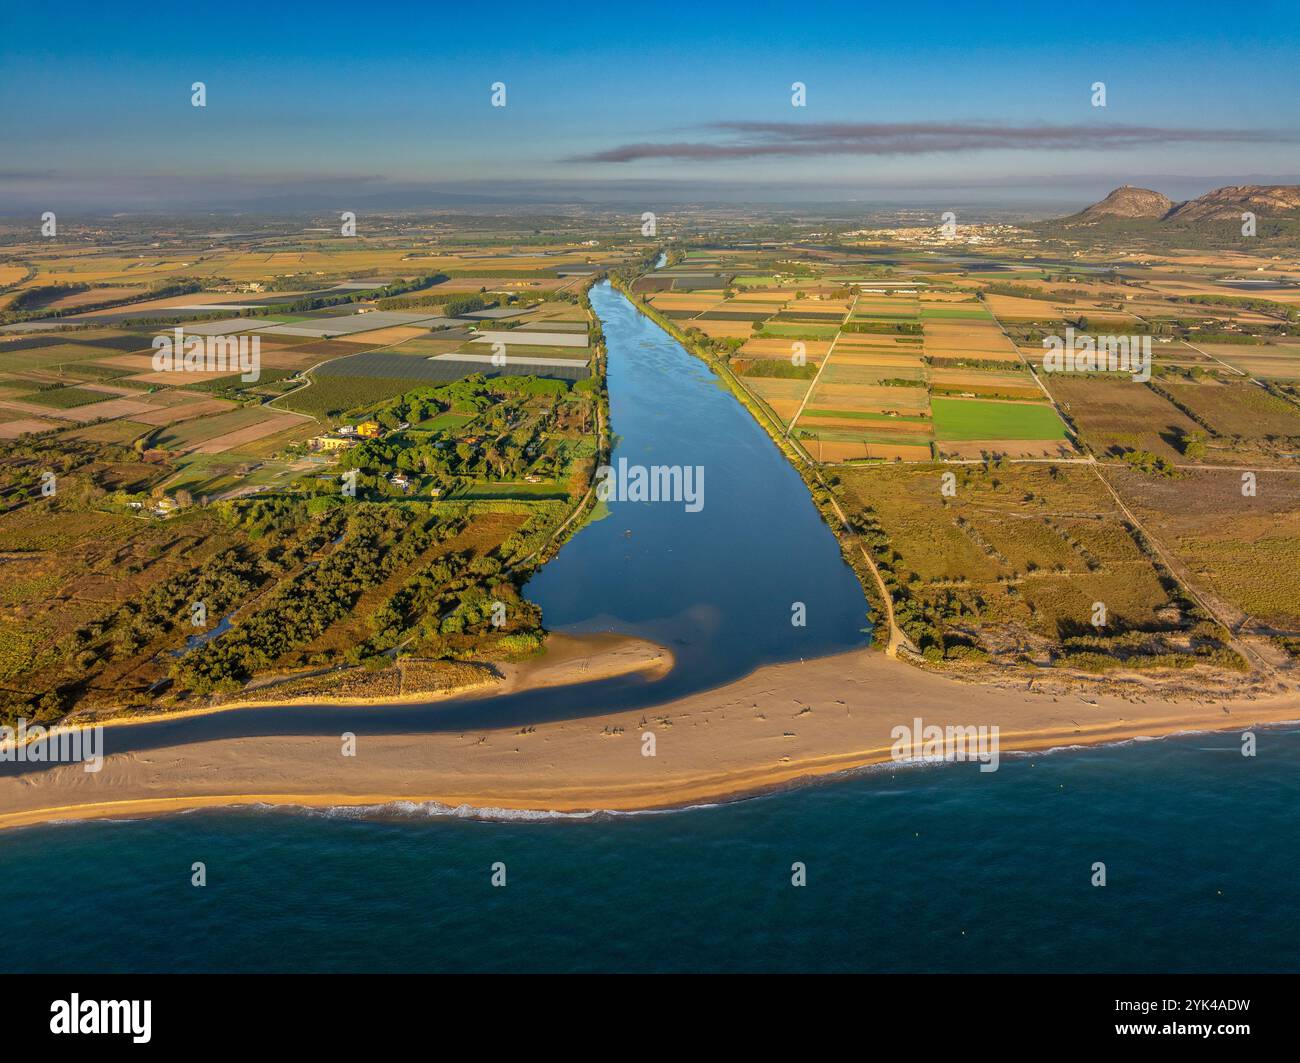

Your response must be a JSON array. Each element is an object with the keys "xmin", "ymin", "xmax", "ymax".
[{"xmin": 310, "ymin": 434, "xmax": 356, "ymax": 452}]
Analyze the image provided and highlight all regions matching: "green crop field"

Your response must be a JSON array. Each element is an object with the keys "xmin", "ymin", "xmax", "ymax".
[
  {"xmin": 930, "ymin": 397, "xmax": 1067, "ymax": 440},
  {"xmin": 919, "ymin": 306, "xmax": 993, "ymax": 320},
  {"xmin": 758, "ymin": 322, "xmax": 840, "ymax": 340},
  {"xmin": 20, "ymin": 385, "xmax": 115, "ymax": 408},
  {"xmin": 275, "ymin": 374, "xmax": 421, "ymax": 418}
]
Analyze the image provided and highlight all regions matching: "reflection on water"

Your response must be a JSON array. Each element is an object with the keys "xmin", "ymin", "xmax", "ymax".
[{"xmin": 525, "ymin": 281, "xmax": 868, "ymax": 694}]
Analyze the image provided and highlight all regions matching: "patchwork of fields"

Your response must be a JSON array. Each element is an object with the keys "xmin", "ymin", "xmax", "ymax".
[
  {"xmin": 637, "ymin": 263, "xmax": 1071, "ymax": 462},
  {"xmin": 0, "ymin": 241, "xmax": 611, "ymax": 544},
  {"xmin": 640, "ymin": 248, "xmax": 1300, "ymax": 474},
  {"xmin": 0, "ymin": 232, "xmax": 619, "ymax": 721}
]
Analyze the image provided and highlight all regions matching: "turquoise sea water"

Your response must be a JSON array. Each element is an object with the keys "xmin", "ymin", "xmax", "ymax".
[{"xmin": 2, "ymin": 731, "xmax": 1298, "ymax": 973}]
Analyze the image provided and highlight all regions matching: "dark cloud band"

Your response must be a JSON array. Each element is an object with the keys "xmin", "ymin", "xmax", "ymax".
[{"xmin": 569, "ymin": 121, "xmax": 1294, "ymax": 163}]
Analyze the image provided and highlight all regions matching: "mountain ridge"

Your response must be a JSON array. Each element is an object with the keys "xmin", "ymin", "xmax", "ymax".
[{"xmin": 1060, "ymin": 183, "xmax": 1300, "ymax": 227}]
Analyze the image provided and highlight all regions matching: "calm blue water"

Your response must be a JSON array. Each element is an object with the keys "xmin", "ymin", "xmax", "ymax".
[
  {"xmin": 525, "ymin": 281, "xmax": 869, "ymax": 692},
  {"xmin": 3, "ymin": 732, "xmax": 1298, "ymax": 973}
]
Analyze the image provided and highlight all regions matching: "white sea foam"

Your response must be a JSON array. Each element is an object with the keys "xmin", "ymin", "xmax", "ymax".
[
  {"xmin": 253, "ymin": 798, "xmax": 725, "ymax": 823},
  {"xmin": 1004, "ymin": 744, "xmax": 1089, "ymax": 757}
]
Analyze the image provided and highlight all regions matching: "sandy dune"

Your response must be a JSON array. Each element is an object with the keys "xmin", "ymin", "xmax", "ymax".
[{"xmin": 1, "ymin": 646, "xmax": 1295, "ymax": 830}]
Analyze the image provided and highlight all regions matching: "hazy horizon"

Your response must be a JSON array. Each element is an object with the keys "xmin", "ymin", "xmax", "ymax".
[{"xmin": 3, "ymin": 0, "xmax": 1299, "ymax": 215}]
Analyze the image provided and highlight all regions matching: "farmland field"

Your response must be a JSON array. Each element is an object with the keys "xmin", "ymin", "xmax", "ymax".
[
  {"xmin": 1160, "ymin": 379, "xmax": 1300, "ymax": 439},
  {"xmin": 277, "ymin": 373, "xmax": 434, "ymax": 418},
  {"xmin": 834, "ymin": 460, "xmax": 1206, "ymax": 665},
  {"xmin": 1108, "ymin": 467, "xmax": 1300, "ymax": 631},
  {"xmin": 929, "ymin": 397, "xmax": 1068, "ymax": 441},
  {"xmin": 1047, "ymin": 376, "xmax": 1198, "ymax": 459},
  {"xmin": 17, "ymin": 385, "xmax": 117, "ymax": 409}
]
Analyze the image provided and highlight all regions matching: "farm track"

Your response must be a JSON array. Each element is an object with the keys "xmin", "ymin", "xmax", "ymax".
[
  {"xmin": 787, "ymin": 293, "xmax": 859, "ymax": 434},
  {"xmin": 986, "ymin": 300, "xmax": 1285, "ymax": 679}
]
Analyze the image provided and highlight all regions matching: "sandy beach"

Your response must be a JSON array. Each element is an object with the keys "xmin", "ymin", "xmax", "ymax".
[
  {"xmin": 1, "ymin": 645, "xmax": 1296, "ymax": 831},
  {"xmin": 490, "ymin": 631, "xmax": 674, "ymax": 692}
]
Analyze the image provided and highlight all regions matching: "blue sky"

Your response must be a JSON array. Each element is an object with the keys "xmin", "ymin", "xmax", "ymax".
[{"xmin": 2, "ymin": 0, "xmax": 1298, "ymax": 210}]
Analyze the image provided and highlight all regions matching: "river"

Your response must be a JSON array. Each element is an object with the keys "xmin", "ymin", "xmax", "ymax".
[{"xmin": 523, "ymin": 280, "xmax": 869, "ymax": 693}]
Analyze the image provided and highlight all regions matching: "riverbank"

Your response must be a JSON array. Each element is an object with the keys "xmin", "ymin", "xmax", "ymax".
[
  {"xmin": 2, "ymin": 645, "xmax": 1296, "ymax": 831},
  {"xmin": 45, "ymin": 632, "xmax": 671, "ymax": 735}
]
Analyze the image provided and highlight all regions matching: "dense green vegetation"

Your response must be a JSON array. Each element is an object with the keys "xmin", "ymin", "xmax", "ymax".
[{"xmin": 333, "ymin": 374, "xmax": 590, "ymax": 497}]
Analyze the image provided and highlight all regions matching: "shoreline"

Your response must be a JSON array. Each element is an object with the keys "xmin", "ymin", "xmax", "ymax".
[
  {"xmin": 2, "ymin": 645, "xmax": 1297, "ymax": 832},
  {"xmin": 42, "ymin": 631, "xmax": 673, "ymax": 737},
  {"xmin": 1, "ymin": 711, "xmax": 1296, "ymax": 833}
]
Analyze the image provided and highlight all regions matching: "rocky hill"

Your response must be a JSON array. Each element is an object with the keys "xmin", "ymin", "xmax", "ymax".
[
  {"xmin": 1069, "ymin": 185, "xmax": 1174, "ymax": 222},
  {"xmin": 1163, "ymin": 184, "xmax": 1300, "ymax": 223},
  {"xmin": 1059, "ymin": 184, "xmax": 1300, "ymax": 227}
]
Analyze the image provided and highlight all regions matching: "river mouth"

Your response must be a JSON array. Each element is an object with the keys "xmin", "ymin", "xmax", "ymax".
[{"xmin": 524, "ymin": 280, "xmax": 869, "ymax": 695}]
